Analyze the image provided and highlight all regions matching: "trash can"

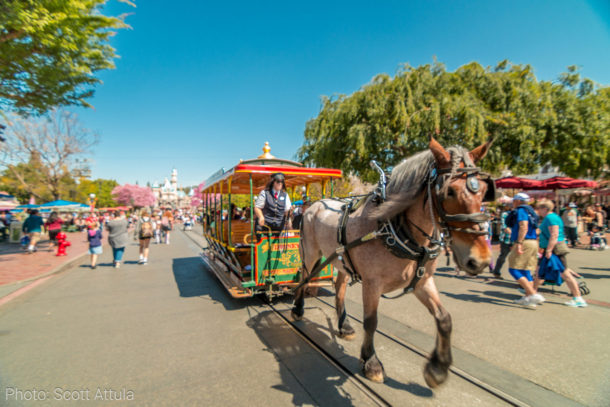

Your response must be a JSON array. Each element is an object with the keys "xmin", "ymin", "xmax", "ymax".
[{"xmin": 9, "ymin": 221, "xmax": 22, "ymax": 243}]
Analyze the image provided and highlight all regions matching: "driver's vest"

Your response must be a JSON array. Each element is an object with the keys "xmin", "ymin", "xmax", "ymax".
[{"xmin": 263, "ymin": 190, "xmax": 287, "ymax": 228}]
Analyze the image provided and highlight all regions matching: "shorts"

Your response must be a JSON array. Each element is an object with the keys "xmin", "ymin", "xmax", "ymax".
[
  {"xmin": 508, "ymin": 239, "xmax": 538, "ymax": 272},
  {"xmin": 89, "ymin": 246, "xmax": 103, "ymax": 255},
  {"xmin": 509, "ymin": 268, "xmax": 533, "ymax": 281},
  {"xmin": 139, "ymin": 238, "xmax": 151, "ymax": 249},
  {"xmin": 28, "ymin": 232, "xmax": 41, "ymax": 246},
  {"xmin": 49, "ymin": 229, "xmax": 60, "ymax": 242}
]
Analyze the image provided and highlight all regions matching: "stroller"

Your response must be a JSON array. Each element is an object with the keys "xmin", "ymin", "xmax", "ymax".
[{"xmin": 183, "ymin": 218, "xmax": 193, "ymax": 231}]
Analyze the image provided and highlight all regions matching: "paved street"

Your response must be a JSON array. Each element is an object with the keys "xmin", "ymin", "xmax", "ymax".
[{"xmin": 0, "ymin": 228, "xmax": 608, "ymax": 406}]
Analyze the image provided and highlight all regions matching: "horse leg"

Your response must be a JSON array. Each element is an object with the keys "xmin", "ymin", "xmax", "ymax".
[
  {"xmin": 335, "ymin": 269, "xmax": 355, "ymax": 339},
  {"xmin": 360, "ymin": 283, "xmax": 385, "ymax": 382},
  {"xmin": 414, "ymin": 277, "xmax": 452, "ymax": 388},
  {"xmin": 291, "ymin": 285, "xmax": 305, "ymax": 321}
]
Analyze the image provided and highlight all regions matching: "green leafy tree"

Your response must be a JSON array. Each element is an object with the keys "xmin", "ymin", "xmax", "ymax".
[
  {"xmin": 0, "ymin": 0, "xmax": 134, "ymax": 115},
  {"xmin": 75, "ymin": 178, "xmax": 119, "ymax": 207},
  {"xmin": 298, "ymin": 61, "xmax": 609, "ymax": 181}
]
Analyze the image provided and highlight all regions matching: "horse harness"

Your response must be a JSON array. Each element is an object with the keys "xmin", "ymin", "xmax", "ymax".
[{"xmin": 293, "ymin": 156, "xmax": 496, "ymax": 296}]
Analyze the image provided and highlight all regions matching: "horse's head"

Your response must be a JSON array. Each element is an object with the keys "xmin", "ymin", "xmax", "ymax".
[{"xmin": 429, "ymin": 137, "xmax": 494, "ymax": 275}]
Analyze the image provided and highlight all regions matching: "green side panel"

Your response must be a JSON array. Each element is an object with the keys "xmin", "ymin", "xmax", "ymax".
[{"xmin": 255, "ymin": 235, "xmax": 333, "ymax": 285}]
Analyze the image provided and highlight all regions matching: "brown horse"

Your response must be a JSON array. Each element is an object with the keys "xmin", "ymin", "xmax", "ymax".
[{"xmin": 292, "ymin": 137, "xmax": 493, "ymax": 387}]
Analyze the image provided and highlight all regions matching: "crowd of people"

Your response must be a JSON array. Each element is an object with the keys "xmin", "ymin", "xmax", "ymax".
[
  {"xmin": 14, "ymin": 208, "xmax": 200, "ymax": 269},
  {"xmin": 487, "ymin": 193, "xmax": 608, "ymax": 308}
]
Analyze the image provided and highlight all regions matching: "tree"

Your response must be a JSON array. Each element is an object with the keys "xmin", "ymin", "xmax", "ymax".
[
  {"xmin": 112, "ymin": 184, "xmax": 156, "ymax": 208},
  {"xmin": 190, "ymin": 183, "xmax": 204, "ymax": 208},
  {"xmin": 0, "ymin": 0, "xmax": 135, "ymax": 115},
  {"xmin": 76, "ymin": 178, "xmax": 119, "ymax": 207},
  {"xmin": 0, "ymin": 110, "xmax": 98, "ymax": 200},
  {"xmin": 298, "ymin": 61, "xmax": 610, "ymax": 181}
]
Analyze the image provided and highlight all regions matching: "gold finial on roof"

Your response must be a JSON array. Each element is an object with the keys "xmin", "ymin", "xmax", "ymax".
[{"xmin": 257, "ymin": 141, "xmax": 275, "ymax": 159}]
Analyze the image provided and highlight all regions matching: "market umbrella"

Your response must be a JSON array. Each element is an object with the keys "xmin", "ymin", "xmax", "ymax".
[
  {"xmin": 541, "ymin": 176, "xmax": 598, "ymax": 189},
  {"xmin": 495, "ymin": 176, "xmax": 544, "ymax": 190},
  {"xmin": 15, "ymin": 204, "xmax": 41, "ymax": 210},
  {"xmin": 40, "ymin": 200, "xmax": 84, "ymax": 210}
]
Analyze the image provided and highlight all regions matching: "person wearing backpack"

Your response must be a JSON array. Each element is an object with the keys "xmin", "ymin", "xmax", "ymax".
[
  {"xmin": 135, "ymin": 211, "xmax": 154, "ymax": 264},
  {"xmin": 507, "ymin": 193, "xmax": 545, "ymax": 308}
]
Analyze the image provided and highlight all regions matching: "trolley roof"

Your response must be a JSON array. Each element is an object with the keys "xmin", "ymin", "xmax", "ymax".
[{"xmin": 202, "ymin": 142, "xmax": 342, "ymax": 194}]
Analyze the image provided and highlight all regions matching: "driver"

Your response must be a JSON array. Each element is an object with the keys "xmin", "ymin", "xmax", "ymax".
[{"xmin": 254, "ymin": 172, "xmax": 292, "ymax": 232}]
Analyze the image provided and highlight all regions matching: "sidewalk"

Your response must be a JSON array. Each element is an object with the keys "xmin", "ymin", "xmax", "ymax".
[{"xmin": 0, "ymin": 231, "xmax": 93, "ymax": 288}]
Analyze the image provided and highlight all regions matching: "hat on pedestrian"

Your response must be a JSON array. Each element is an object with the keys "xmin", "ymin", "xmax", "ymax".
[
  {"xmin": 569, "ymin": 202, "xmax": 577, "ymax": 208},
  {"xmin": 514, "ymin": 192, "xmax": 530, "ymax": 202}
]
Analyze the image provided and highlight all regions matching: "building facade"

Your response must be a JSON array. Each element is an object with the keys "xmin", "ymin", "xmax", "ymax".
[{"xmin": 151, "ymin": 168, "xmax": 192, "ymax": 209}]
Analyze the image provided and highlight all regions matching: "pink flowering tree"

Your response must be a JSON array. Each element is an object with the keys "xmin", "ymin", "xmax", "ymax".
[
  {"xmin": 112, "ymin": 184, "xmax": 156, "ymax": 209},
  {"xmin": 190, "ymin": 182, "xmax": 205, "ymax": 208}
]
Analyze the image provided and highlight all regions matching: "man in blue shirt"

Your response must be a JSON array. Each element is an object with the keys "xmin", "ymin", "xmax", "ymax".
[
  {"xmin": 22, "ymin": 209, "xmax": 44, "ymax": 254},
  {"xmin": 507, "ymin": 193, "xmax": 545, "ymax": 307}
]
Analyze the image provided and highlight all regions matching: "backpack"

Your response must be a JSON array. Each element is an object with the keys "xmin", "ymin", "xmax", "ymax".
[
  {"xmin": 505, "ymin": 205, "xmax": 538, "ymax": 229},
  {"xmin": 140, "ymin": 220, "xmax": 153, "ymax": 238}
]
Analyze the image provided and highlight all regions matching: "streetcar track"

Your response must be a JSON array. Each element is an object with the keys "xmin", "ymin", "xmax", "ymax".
[
  {"xmin": 311, "ymin": 295, "xmax": 525, "ymax": 407},
  {"xmin": 183, "ymin": 228, "xmax": 578, "ymax": 407}
]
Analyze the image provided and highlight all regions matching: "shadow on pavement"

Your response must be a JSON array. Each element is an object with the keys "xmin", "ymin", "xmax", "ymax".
[
  {"xmin": 442, "ymin": 289, "xmax": 525, "ymax": 309},
  {"xmin": 246, "ymin": 309, "xmax": 431, "ymax": 406},
  {"xmin": 577, "ymin": 269, "xmax": 610, "ymax": 279},
  {"xmin": 171, "ymin": 256, "xmax": 258, "ymax": 311}
]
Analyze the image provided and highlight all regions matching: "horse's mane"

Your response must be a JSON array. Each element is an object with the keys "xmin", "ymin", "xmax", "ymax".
[{"xmin": 370, "ymin": 146, "xmax": 471, "ymax": 220}]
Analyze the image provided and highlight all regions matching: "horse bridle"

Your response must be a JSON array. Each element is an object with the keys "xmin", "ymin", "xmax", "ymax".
[{"xmin": 428, "ymin": 165, "xmax": 495, "ymax": 239}]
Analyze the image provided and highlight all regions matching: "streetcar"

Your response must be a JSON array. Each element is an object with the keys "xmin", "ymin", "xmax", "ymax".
[{"xmin": 200, "ymin": 142, "xmax": 342, "ymax": 299}]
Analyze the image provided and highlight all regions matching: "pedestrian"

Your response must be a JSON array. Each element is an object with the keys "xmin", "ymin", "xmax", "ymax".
[
  {"xmin": 561, "ymin": 203, "xmax": 580, "ymax": 247},
  {"xmin": 506, "ymin": 193, "xmax": 544, "ymax": 307},
  {"xmin": 87, "ymin": 221, "xmax": 103, "ymax": 269},
  {"xmin": 22, "ymin": 209, "xmax": 45, "ymax": 254},
  {"xmin": 135, "ymin": 211, "xmax": 153, "ymax": 264},
  {"xmin": 161, "ymin": 210, "xmax": 173, "ymax": 244},
  {"xmin": 0, "ymin": 211, "xmax": 9, "ymax": 242},
  {"xmin": 45, "ymin": 211, "xmax": 63, "ymax": 249},
  {"xmin": 106, "ymin": 211, "xmax": 129, "ymax": 268},
  {"xmin": 154, "ymin": 215, "xmax": 162, "ymax": 244},
  {"xmin": 482, "ymin": 207, "xmax": 495, "ymax": 273},
  {"xmin": 491, "ymin": 202, "xmax": 512, "ymax": 279},
  {"xmin": 533, "ymin": 199, "xmax": 587, "ymax": 307}
]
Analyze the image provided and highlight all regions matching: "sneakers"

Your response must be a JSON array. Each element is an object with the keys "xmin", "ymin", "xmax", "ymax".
[
  {"xmin": 114, "ymin": 262, "xmax": 121, "ymax": 269},
  {"xmin": 565, "ymin": 298, "xmax": 587, "ymax": 307},
  {"xmin": 531, "ymin": 293, "xmax": 546, "ymax": 304},
  {"xmin": 514, "ymin": 296, "xmax": 537, "ymax": 307}
]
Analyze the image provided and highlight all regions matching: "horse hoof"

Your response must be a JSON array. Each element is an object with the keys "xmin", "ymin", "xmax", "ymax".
[
  {"xmin": 338, "ymin": 324, "xmax": 356, "ymax": 340},
  {"xmin": 361, "ymin": 355, "xmax": 385, "ymax": 383},
  {"xmin": 291, "ymin": 309, "xmax": 303, "ymax": 321},
  {"xmin": 338, "ymin": 329, "xmax": 356, "ymax": 340},
  {"xmin": 423, "ymin": 361, "xmax": 448, "ymax": 388}
]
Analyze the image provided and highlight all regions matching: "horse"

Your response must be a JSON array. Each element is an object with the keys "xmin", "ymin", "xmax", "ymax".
[{"xmin": 291, "ymin": 136, "xmax": 494, "ymax": 388}]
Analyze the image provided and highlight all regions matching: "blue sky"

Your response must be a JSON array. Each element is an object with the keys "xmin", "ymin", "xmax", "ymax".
[{"xmin": 74, "ymin": 0, "xmax": 610, "ymax": 187}]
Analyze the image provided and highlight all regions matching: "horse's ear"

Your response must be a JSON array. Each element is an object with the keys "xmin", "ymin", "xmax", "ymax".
[
  {"xmin": 429, "ymin": 136, "xmax": 451, "ymax": 168},
  {"xmin": 469, "ymin": 136, "xmax": 494, "ymax": 163}
]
